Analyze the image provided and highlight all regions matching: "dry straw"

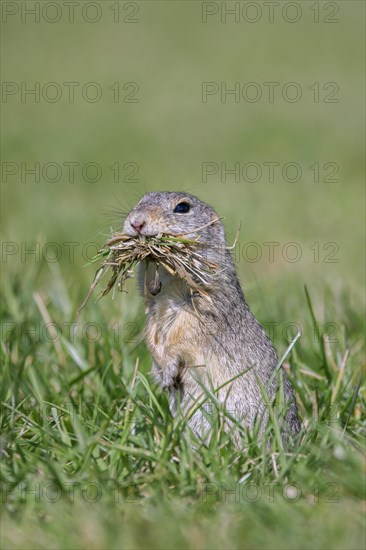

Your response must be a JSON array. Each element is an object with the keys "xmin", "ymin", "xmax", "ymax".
[{"xmin": 79, "ymin": 223, "xmax": 221, "ymax": 313}]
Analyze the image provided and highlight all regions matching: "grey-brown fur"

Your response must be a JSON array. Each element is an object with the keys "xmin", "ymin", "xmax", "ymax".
[{"xmin": 123, "ymin": 192, "xmax": 301, "ymax": 445}]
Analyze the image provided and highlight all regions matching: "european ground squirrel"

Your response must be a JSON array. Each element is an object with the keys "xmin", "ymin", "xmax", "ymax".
[{"xmin": 123, "ymin": 192, "xmax": 301, "ymax": 444}]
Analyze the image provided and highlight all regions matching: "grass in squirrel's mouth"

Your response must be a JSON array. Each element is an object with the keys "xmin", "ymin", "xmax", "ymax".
[{"xmin": 79, "ymin": 232, "xmax": 220, "ymax": 313}]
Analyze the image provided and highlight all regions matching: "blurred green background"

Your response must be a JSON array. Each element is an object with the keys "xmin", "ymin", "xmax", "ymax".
[{"xmin": 2, "ymin": 0, "xmax": 364, "ymax": 305}]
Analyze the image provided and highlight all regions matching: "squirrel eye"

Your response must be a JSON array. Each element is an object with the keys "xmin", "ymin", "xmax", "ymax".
[{"xmin": 174, "ymin": 202, "xmax": 190, "ymax": 214}]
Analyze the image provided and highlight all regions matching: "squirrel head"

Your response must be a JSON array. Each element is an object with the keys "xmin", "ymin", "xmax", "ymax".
[{"xmin": 123, "ymin": 192, "xmax": 225, "ymax": 245}]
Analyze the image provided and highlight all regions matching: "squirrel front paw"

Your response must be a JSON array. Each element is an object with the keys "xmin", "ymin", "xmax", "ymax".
[
  {"xmin": 161, "ymin": 361, "xmax": 181, "ymax": 390},
  {"xmin": 152, "ymin": 359, "xmax": 182, "ymax": 390},
  {"xmin": 161, "ymin": 368, "xmax": 178, "ymax": 390}
]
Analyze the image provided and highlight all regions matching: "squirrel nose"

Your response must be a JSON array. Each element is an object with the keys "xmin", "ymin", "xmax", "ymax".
[{"xmin": 130, "ymin": 216, "xmax": 145, "ymax": 233}]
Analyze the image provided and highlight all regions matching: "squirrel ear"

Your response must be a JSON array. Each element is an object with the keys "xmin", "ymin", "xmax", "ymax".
[{"xmin": 211, "ymin": 213, "xmax": 222, "ymax": 224}]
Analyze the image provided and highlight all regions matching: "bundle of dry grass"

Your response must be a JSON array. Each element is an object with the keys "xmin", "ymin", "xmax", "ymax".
[{"xmin": 78, "ymin": 232, "xmax": 220, "ymax": 313}]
